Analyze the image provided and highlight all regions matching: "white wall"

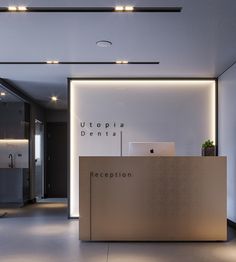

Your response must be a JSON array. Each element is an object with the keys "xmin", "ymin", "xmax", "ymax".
[
  {"xmin": 218, "ymin": 63, "xmax": 236, "ymax": 223},
  {"xmin": 70, "ymin": 79, "xmax": 216, "ymax": 217}
]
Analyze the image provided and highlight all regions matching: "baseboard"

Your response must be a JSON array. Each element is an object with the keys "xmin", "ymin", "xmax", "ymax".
[{"xmin": 227, "ymin": 219, "xmax": 236, "ymax": 229}]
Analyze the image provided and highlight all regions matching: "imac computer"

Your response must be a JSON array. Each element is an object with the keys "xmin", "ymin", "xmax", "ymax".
[{"xmin": 128, "ymin": 142, "xmax": 175, "ymax": 156}]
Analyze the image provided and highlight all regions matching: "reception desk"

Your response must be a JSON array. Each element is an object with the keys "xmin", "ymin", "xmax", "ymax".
[{"xmin": 79, "ymin": 156, "xmax": 227, "ymax": 241}]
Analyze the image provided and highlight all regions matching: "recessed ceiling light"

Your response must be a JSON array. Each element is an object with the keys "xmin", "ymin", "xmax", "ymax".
[
  {"xmin": 115, "ymin": 6, "xmax": 124, "ymax": 11},
  {"xmin": 8, "ymin": 6, "xmax": 17, "ymax": 11},
  {"xmin": 51, "ymin": 96, "xmax": 58, "ymax": 102},
  {"xmin": 116, "ymin": 60, "xmax": 129, "ymax": 64},
  {"xmin": 18, "ymin": 6, "xmax": 28, "ymax": 11},
  {"xmin": 46, "ymin": 60, "xmax": 59, "ymax": 64},
  {"xmin": 125, "ymin": 6, "xmax": 134, "ymax": 11},
  {"xmin": 0, "ymin": 92, "xmax": 6, "ymax": 96},
  {"xmin": 96, "ymin": 40, "xmax": 112, "ymax": 48}
]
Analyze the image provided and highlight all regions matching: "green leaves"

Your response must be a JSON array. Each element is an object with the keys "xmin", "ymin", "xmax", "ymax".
[{"xmin": 202, "ymin": 139, "xmax": 214, "ymax": 148}]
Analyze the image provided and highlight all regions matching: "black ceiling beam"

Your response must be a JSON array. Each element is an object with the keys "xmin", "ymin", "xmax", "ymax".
[
  {"xmin": 0, "ymin": 62, "xmax": 160, "ymax": 65},
  {"xmin": 0, "ymin": 7, "xmax": 182, "ymax": 13}
]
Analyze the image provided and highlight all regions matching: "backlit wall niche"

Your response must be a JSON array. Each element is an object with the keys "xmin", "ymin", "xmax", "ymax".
[{"xmin": 69, "ymin": 79, "xmax": 216, "ymax": 217}]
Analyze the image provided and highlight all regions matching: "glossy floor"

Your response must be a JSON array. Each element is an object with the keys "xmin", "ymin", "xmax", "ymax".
[{"xmin": 0, "ymin": 202, "xmax": 236, "ymax": 262}]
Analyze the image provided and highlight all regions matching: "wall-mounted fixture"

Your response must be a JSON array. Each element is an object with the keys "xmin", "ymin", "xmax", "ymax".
[{"xmin": 0, "ymin": 92, "xmax": 6, "ymax": 96}]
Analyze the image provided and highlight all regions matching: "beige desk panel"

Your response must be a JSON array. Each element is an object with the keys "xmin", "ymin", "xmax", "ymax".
[{"xmin": 79, "ymin": 157, "xmax": 227, "ymax": 241}]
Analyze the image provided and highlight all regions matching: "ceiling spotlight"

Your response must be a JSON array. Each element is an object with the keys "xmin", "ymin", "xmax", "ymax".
[
  {"xmin": 125, "ymin": 6, "xmax": 134, "ymax": 11},
  {"xmin": 116, "ymin": 60, "xmax": 129, "ymax": 64},
  {"xmin": 51, "ymin": 96, "xmax": 58, "ymax": 102},
  {"xmin": 46, "ymin": 60, "xmax": 59, "ymax": 64},
  {"xmin": 18, "ymin": 6, "xmax": 28, "ymax": 11},
  {"xmin": 8, "ymin": 6, "xmax": 17, "ymax": 11},
  {"xmin": 115, "ymin": 6, "xmax": 124, "ymax": 11},
  {"xmin": 0, "ymin": 92, "xmax": 6, "ymax": 96}
]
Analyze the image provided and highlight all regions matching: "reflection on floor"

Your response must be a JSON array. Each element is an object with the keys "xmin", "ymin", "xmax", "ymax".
[
  {"xmin": 36, "ymin": 198, "xmax": 67, "ymax": 203},
  {"xmin": 0, "ymin": 202, "xmax": 236, "ymax": 262}
]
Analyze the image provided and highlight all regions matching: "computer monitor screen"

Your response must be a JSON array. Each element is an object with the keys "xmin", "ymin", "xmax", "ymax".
[{"xmin": 128, "ymin": 142, "xmax": 175, "ymax": 156}]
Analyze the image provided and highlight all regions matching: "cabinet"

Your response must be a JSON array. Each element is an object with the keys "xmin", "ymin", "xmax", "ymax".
[{"xmin": 0, "ymin": 168, "xmax": 30, "ymax": 206}]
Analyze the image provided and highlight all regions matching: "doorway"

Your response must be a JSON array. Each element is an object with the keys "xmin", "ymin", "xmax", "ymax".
[
  {"xmin": 45, "ymin": 122, "xmax": 67, "ymax": 198},
  {"xmin": 35, "ymin": 120, "xmax": 44, "ymax": 200}
]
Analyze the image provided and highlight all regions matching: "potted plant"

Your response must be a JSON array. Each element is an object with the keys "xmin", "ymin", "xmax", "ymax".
[{"xmin": 201, "ymin": 139, "xmax": 216, "ymax": 156}]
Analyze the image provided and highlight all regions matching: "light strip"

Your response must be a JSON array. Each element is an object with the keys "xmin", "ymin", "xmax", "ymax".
[
  {"xmin": 0, "ymin": 139, "xmax": 28, "ymax": 143},
  {"xmin": 70, "ymin": 82, "xmax": 79, "ymax": 217},
  {"xmin": 211, "ymin": 81, "xmax": 216, "ymax": 144}
]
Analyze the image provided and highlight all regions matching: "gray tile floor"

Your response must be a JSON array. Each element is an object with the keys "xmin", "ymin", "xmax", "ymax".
[{"xmin": 0, "ymin": 202, "xmax": 236, "ymax": 262}]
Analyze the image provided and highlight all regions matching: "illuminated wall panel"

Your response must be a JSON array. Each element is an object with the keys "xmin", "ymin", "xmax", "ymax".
[{"xmin": 69, "ymin": 79, "xmax": 216, "ymax": 217}]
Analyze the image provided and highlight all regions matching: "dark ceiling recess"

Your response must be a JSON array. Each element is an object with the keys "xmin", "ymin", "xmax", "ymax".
[
  {"xmin": 0, "ymin": 7, "xmax": 182, "ymax": 13},
  {"xmin": 0, "ymin": 62, "xmax": 160, "ymax": 65}
]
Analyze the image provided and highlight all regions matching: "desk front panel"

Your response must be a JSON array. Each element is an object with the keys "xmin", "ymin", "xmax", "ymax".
[{"xmin": 79, "ymin": 157, "xmax": 226, "ymax": 241}]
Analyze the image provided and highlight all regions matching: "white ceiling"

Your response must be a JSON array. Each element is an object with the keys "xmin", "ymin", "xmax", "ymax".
[{"xmin": 0, "ymin": 0, "xmax": 236, "ymax": 109}]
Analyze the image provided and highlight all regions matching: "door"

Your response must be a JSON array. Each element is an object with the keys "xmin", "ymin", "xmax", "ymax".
[{"xmin": 46, "ymin": 122, "xmax": 67, "ymax": 197}]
